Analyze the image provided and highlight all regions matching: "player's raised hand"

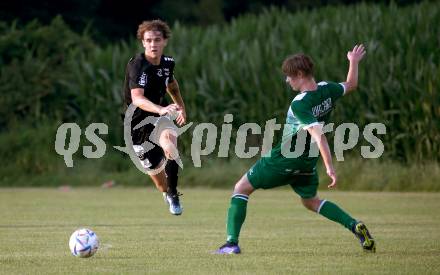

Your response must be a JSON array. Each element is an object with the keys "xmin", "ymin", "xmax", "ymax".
[
  {"xmin": 347, "ymin": 44, "xmax": 366, "ymax": 63},
  {"xmin": 327, "ymin": 168, "xmax": 337, "ymax": 189},
  {"xmin": 159, "ymin": 104, "xmax": 179, "ymax": 116}
]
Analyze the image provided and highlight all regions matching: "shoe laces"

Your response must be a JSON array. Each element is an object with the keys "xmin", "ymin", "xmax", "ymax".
[{"xmin": 169, "ymin": 192, "xmax": 182, "ymax": 204}]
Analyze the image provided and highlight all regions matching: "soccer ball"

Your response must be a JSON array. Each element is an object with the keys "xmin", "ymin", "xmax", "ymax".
[{"xmin": 69, "ymin": 228, "xmax": 99, "ymax": 258}]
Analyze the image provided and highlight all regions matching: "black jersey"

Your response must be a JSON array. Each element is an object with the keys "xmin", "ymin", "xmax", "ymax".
[
  {"xmin": 123, "ymin": 53, "xmax": 175, "ymax": 117},
  {"xmin": 123, "ymin": 53, "xmax": 175, "ymax": 145}
]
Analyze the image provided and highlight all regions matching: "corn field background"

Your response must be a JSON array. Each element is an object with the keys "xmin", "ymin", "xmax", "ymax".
[{"xmin": 0, "ymin": 1, "xmax": 439, "ymax": 187}]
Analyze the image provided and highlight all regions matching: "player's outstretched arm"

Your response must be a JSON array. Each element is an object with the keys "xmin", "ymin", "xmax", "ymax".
[
  {"xmin": 307, "ymin": 125, "xmax": 337, "ymax": 188},
  {"xmin": 166, "ymin": 78, "xmax": 187, "ymax": 126},
  {"xmin": 342, "ymin": 44, "xmax": 366, "ymax": 95},
  {"xmin": 131, "ymin": 88, "xmax": 179, "ymax": 115}
]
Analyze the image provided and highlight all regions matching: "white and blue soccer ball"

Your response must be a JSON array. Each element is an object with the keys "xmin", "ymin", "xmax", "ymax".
[{"xmin": 69, "ymin": 228, "xmax": 99, "ymax": 258}]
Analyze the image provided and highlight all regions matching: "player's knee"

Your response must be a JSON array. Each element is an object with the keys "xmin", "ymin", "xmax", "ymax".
[
  {"xmin": 160, "ymin": 131, "xmax": 178, "ymax": 160},
  {"xmin": 160, "ymin": 129, "xmax": 177, "ymax": 144},
  {"xmin": 233, "ymin": 177, "xmax": 254, "ymax": 196},
  {"xmin": 162, "ymin": 145, "xmax": 178, "ymax": 160},
  {"xmin": 161, "ymin": 140, "xmax": 178, "ymax": 160},
  {"xmin": 301, "ymin": 198, "xmax": 320, "ymax": 212}
]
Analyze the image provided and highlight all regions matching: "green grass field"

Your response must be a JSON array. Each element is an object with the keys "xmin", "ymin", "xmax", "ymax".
[{"xmin": 1, "ymin": 188, "xmax": 439, "ymax": 274}]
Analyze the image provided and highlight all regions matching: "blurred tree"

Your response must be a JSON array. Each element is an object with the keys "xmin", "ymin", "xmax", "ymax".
[
  {"xmin": 197, "ymin": 0, "xmax": 224, "ymax": 25},
  {"xmin": 0, "ymin": 0, "xmax": 430, "ymax": 42},
  {"xmin": 0, "ymin": 0, "xmax": 100, "ymax": 30}
]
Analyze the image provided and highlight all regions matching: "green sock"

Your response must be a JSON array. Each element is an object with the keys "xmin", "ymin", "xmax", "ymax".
[
  {"xmin": 226, "ymin": 194, "xmax": 249, "ymax": 244},
  {"xmin": 318, "ymin": 200, "xmax": 357, "ymax": 231}
]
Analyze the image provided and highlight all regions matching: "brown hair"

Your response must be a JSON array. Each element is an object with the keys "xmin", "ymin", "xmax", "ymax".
[
  {"xmin": 282, "ymin": 53, "xmax": 314, "ymax": 77},
  {"xmin": 137, "ymin": 20, "xmax": 171, "ymax": 41}
]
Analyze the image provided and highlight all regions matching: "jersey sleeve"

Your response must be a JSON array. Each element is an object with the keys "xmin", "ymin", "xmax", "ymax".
[
  {"xmin": 327, "ymin": 81, "xmax": 345, "ymax": 101},
  {"xmin": 126, "ymin": 59, "xmax": 146, "ymax": 90},
  {"xmin": 167, "ymin": 58, "xmax": 176, "ymax": 84},
  {"xmin": 291, "ymin": 100, "xmax": 319, "ymax": 129}
]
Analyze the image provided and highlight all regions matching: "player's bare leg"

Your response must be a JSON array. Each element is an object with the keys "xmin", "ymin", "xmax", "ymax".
[
  {"xmin": 302, "ymin": 195, "xmax": 376, "ymax": 252},
  {"xmin": 159, "ymin": 128, "xmax": 178, "ymax": 160},
  {"xmin": 301, "ymin": 196, "xmax": 322, "ymax": 212},
  {"xmin": 147, "ymin": 160, "xmax": 168, "ymax": 192},
  {"xmin": 159, "ymin": 128, "xmax": 183, "ymax": 215},
  {"xmin": 233, "ymin": 175, "xmax": 255, "ymax": 196}
]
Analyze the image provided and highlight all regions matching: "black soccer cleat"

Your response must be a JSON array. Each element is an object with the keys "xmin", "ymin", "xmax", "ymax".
[{"xmin": 352, "ymin": 222, "xmax": 376, "ymax": 252}]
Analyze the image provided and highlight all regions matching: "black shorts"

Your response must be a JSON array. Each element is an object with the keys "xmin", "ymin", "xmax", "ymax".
[
  {"xmin": 130, "ymin": 115, "xmax": 176, "ymax": 169},
  {"xmin": 134, "ymin": 144, "xmax": 165, "ymax": 170}
]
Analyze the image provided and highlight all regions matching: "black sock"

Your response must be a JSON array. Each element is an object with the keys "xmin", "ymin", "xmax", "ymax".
[{"xmin": 165, "ymin": 160, "xmax": 179, "ymax": 195}]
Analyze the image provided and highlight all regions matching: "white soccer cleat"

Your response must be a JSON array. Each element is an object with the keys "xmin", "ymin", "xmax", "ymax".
[{"xmin": 163, "ymin": 192, "xmax": 183, "ymax": 215}]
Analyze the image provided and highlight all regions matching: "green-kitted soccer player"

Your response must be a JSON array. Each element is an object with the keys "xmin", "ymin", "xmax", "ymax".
[{"xmin": 215, "ymin": 44, "xmax": 375, "ymax": 254}]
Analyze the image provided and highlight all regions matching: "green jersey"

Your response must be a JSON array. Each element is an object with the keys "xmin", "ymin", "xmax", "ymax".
[{"xmin": 262, "ymin": 81, "xmax": 345, "ymax": 173}]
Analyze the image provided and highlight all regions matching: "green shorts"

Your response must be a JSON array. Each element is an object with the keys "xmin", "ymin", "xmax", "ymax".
[{"xmin": 246, "ymin": 159, "xmax": 319, "ymax": 199}]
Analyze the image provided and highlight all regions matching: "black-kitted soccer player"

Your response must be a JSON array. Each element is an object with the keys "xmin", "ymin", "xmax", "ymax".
[{"xmin": 123, "ymin": 20, "xmax": 186, "ymax": 215}]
